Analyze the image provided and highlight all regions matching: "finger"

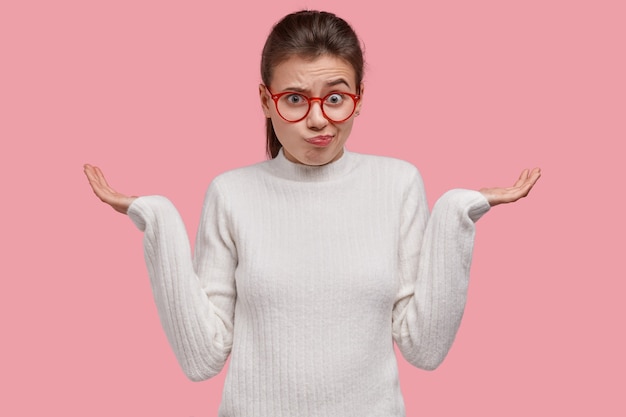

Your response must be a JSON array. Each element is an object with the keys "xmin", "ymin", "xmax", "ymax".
[
  {"xmin": 524, "ymin": 168, "xmax": 542, "ymax": 192},
  {"xmin": 84, "ymin": 164, "xmax": 105, "ymax": 192},
  {"xmin": 519, "ymin": 168, "xmax": 530, "ymax": 179},
  {"xmin": 517, "ymin": 168, "xmax": 541, "ymax": 190},
  {"xmin": 85, "ymin": 164, "xmax": 105, "ymax": 187},
  {"xmin": 85, "ymin": 166, "xmax": 117, "ymax": 203},
  {"xmin": 92, "ymin": 166, "xmax": 109, "ymax": 187},
  {"xmin": 92, "ymin": 166, "xmax": 119, "ymax": 195},
  {"xmin": 515, "ymin": 172, "xmax": 541, "ymax": 199},
  {"xmin": 83, "ymin": 163, "xmax": 97, "ymax": 180},
  {"xmin": 530, "ymin": 167, "xmax": 542, "ymax": 183},
  {"xmin": 512, "ymin": 169, "xmax": 530, "ymax": 188}
]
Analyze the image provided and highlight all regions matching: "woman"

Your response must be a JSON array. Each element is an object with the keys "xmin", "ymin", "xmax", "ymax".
[{"xmin": 84, "ymin": 10, "xmax": 540, "ymax": 417}]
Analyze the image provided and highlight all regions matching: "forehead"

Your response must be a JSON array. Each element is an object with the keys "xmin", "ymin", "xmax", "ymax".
[{"xmin": 271, "ymin": 54, "xmax": 356, "ymax": 90}]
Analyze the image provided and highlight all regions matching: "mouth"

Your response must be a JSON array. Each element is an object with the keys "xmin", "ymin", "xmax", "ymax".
[{"xmin": 305, "ymin": 135, "xmax": 334, "ymax": 147}]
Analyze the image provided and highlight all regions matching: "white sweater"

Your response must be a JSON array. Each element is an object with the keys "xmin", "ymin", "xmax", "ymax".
[{"xmin": 127, "ymin": 148, "xmax": 490, "ymax": 417}]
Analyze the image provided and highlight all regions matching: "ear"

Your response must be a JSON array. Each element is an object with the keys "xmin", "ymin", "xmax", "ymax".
[
  {"xmin": 355, "ymin": 83, "xmax": 365, "ymax": 116},
  {"xmin": 259, "ymin": 84, "xmax": 271, "ymax": 118}
]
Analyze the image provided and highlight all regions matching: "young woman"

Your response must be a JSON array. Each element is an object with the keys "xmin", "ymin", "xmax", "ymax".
[{"xmin": 84, "ymin": 10, "xmax": 540, "ymax": 417}]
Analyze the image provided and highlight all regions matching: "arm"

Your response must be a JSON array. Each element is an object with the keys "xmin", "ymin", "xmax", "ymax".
[
  {"xmin": 392, "ymin": 168, "xmax": 540, "ymax": 370},
  {"xmin": 392, "ymin": 174, "xmax": 490, "ymax": 370},
  {"xmin": 84, "ymin": 165, "xmax": 237, "ymax": 381}
]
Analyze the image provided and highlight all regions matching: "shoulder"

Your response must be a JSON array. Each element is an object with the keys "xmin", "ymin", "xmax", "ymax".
[
  {"xmin": 347, "ymin": 152, "xmax": 426, "ymax": 205},
  {"xmin": 199, "ymin": 159, "xmax": 276, "ymax": 208},
  {"xmin": 350, "ymin": 151, "xmax": 423, "ymax": 184},
  {"xmin": 208, "ymin": 159, "xmax": 272, "ymax": 189}
]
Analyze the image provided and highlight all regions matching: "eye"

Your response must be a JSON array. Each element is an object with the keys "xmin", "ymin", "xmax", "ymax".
[
  {"xmin": 285, "ymin": 93, "xmax": 306, "ymax": 105},
  {"xmin": 325, "ymin": 93, "xmax": 345, "ymax": 105}
]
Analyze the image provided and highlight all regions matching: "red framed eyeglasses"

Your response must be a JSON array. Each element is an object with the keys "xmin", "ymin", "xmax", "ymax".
[{"xmin": 264, "ymin": 86, "xmax": 360, "ymax": 123}]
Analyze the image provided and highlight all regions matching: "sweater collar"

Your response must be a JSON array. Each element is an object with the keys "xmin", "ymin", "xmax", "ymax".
[{"xmin": 269, "ymin": 147, "xmax": 354, "ymax": 182}]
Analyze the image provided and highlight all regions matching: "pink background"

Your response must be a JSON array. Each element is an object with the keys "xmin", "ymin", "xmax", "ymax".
[{"xmin": 1, "ymin": 0, "xmax": 624, "ymax": 415}]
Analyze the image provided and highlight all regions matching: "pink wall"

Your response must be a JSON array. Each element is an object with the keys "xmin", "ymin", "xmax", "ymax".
[{"xmin": 1, "ymin": 0, "xmax": 624, "ymax": 415}]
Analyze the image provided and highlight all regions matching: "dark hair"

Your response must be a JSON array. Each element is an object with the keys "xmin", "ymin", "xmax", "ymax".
[{"xmin": 261, "ymin": 10, "xmax": 365, "ymax": 159}]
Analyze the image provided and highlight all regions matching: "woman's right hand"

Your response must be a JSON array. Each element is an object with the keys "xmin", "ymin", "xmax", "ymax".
[{"xmin": 84, "ymin": 164, "xmax": 137, "ymax": 214}]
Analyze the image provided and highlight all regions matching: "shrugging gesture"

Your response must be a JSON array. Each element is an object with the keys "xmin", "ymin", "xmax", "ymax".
[{"xmin": 81, "ymin": 10, "xmax": 543, "ymax": 417}]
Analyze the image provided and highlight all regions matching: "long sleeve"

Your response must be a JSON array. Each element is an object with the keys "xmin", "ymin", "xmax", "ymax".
[
  {"xmin": 127, "ymin": 181, "xmax": 237, "ymax": 381},
  {"xmin": 392, "ymin": 172, "xmax": 490, "ymax": 370},
  {"xmin": 120, "ymin": 151, "xmax": 493, "ymax": 416}
]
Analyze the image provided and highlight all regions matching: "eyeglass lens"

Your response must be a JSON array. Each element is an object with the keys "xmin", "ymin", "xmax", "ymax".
[{"xmin": 276, "ymin": 93, "xmax": 356, "ymax": 122}]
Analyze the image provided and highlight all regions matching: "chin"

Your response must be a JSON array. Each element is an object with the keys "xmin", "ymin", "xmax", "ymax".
[{"xmin": 302, "ymin": 147, "xmax": 342, "ymax": 166}]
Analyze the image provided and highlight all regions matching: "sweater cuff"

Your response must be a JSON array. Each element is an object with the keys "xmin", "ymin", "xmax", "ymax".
[
  {"xmin": 127, "ymin": 195, "xmax": 173, "ymax": 232},
  {"xmin": 440, "ymin": 189, "xmax": 491, "ymax": 223}
]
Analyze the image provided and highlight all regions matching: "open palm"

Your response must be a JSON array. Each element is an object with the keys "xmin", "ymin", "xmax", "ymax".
[
  {"xmin": 83, "ymin": 164, "xmax": 136, "ymax": 214},
  {"xmin": 480, "ymin": 168, "xmax": 541, "ymax": 206}
]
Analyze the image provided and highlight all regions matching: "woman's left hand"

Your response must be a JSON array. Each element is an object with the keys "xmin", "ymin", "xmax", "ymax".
[{"xmin": 479, "ymin": 168, "xmax": 541, "ymax": 207}]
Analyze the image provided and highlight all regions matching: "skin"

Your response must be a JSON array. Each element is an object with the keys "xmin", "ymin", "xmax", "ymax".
[
  {"xmin": 259, "ymin": 54, "xmax": 363, "ymax": 166},
  {"xmin": 84, "ymin": 53, "xmax": 541, "ymax": 211}
]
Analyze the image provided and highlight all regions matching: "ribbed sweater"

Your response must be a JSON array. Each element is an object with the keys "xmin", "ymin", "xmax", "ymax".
[{"xmin": 127, "ymin": 148, "xmax": 490, "ymax": 417}]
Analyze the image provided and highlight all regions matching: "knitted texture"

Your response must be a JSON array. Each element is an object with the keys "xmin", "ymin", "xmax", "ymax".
[{"xmin": 128, "ymin": 149, "xmax": 490, "ymax": 417}]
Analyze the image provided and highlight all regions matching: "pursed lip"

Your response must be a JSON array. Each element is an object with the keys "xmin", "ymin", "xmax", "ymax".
[{"xmin": 305, "ymin": 135, "xmax": 334, "ymax": 146}]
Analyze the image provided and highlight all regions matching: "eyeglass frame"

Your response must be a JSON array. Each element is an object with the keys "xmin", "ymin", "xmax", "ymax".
[{"xmin": 263, "ymin": 85, "xmax": 361, "ymax": 123}]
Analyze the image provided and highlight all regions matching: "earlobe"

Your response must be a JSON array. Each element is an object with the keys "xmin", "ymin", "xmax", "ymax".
[
  {"xmin": 259, "ymin": 84, "xmax": 271, "ymax": 118},
  {"xmin": 355, "ymin": 83, "xmax": 365, "ymax": 115}
]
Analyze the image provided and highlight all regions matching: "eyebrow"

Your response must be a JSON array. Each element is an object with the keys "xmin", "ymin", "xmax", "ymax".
[
  {"xmin": 326, "ymin": 78, "xmax": 352, "ymax": 89},
  {"xmin": 283, "ymin": 78, "xmax": 352, "ymax": 93}
]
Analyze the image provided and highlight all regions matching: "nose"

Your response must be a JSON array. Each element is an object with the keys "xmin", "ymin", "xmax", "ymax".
[{"xmin": 306, "ymin": 98, "xmax": 328, "ymax": 129}]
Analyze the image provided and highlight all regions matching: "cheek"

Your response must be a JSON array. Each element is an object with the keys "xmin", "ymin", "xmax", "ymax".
[
  {"xmin": 271, "ymin": 118, "xmax": 297, "ymax": 144},
  {"xmin": 337, "ymin": 120, "xmax": 355, "ymax": 140}
]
